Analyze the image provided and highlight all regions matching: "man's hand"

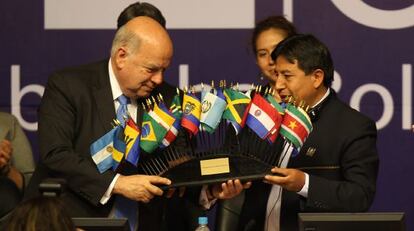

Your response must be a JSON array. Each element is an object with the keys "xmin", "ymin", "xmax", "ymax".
[
  {"xmin": 209, "ymin": 179, "xmax": 251, "ymax": 200},
  {"xmin": 0, "ymin": 140, "xmax": 12, "ymax": 169},
  {"xmin": 263, "ymin": 167, "xmax": 305, "ymax": 192},
  {"xmin": 165, "ymin": 186, "xmax": 186, "ymax": 198},
  {"xmin": 113, "ymin": 174, "xmax": 171, "ymax": 203}
]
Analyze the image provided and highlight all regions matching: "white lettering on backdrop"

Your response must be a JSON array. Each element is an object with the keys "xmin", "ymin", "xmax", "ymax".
[{"xmin": 331, "ymin": 0, "xmax": 414, "ymax": 30}]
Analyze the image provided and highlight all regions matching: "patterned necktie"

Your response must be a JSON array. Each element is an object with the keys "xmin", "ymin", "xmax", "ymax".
[
  {"xmin": 114, "ymin": 95, "xmax": 138, "ymax": 230},
  {"xmin": 114, "ymin": 196, "xmax": 138, "ymax": 231},
  {"xmin": 116, "ymin": 94, "xmax": 130, "ymax": 126}
]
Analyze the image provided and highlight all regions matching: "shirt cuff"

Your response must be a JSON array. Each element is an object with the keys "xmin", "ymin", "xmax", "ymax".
[
  {"xmin": 297, "ymin": 173, "xmax": 309, "ymax": 198},
  {"xmin": 100, "ymin": 173, "xmax": 120, "ymax": 204},
  {"xmin": 199, "ymin": 185, "xmax": 217, "ymax": 210}
]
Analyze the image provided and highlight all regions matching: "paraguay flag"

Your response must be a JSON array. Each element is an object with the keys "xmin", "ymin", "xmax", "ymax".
[
  {"xmin": 280, "ymin": 104, "xmax": 313, "ymax": 150},
  {"xmin": 90, "ymin": 126, "xmax": 124, "ymax": 173},
  {"xmin": 246, "ymin": 93, "xmax": 279, "ymax": 140},
  {"xmin": 181, "ymin": 93, "xmax": 201, "ymax": 136},
  {"xmin": 124, "ymin": 118, "xmax": 140, "ymax": 166},
  {"xmin": 200, "ymin": 91, "xmax": 227, "ymax": 133}
]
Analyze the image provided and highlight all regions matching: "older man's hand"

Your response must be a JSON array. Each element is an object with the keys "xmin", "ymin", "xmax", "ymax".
[{"xmin": 113, "ymin": 174, "xmax": 171, "ymax": 203}]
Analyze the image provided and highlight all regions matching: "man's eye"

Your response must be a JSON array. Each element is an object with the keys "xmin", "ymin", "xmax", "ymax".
[{"xmin": 146, "ymin": 68, "xmax": 156, "ymax": 73}]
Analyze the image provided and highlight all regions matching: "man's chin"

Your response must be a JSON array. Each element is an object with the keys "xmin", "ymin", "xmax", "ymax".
[{"xmin": 135, "ymin": 91, "xmax": 152, "ymax": 99}]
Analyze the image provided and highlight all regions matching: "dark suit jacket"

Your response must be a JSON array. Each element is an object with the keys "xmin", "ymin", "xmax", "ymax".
[
  {"xmin": 25, "ymin": 59, "xmax": 185, "ymax": 229},
  {"xmin": 237, "ymin": 91, "xmax": 379, "ymax": 231}
]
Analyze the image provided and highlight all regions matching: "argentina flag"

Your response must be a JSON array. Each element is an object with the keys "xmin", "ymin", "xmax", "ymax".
[{"xmin": 90, "ymin": 126, "xmax": 119, "ymax": 173}]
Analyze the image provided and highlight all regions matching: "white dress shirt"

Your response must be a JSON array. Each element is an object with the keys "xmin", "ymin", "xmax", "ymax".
[
  {"xmin": 100, "ymin": 59, "xmax": 138, "ymax": 204},
  {"xmin": 264, "ymin": 89, "xmax": 330, "ymax": 231}
]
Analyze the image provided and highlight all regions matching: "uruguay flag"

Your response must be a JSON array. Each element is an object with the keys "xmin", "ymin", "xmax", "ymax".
[
  {"xmin": 90, "ymin": 126, "xmax": 122, "ymax": 173},
  {"xmin": 246, "ymin": 94, "xmax": 277, "ymax": 140}
]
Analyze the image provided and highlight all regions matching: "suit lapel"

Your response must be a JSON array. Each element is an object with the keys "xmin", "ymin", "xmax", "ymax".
[{"xmin": 92, "ymin": 60, "xmax": 115, "ymax": 132}]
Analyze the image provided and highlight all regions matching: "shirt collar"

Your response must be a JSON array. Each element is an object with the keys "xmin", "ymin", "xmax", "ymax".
[
  {"xmin": 311, "ymin": 88, "xmax": 330, "ymax": 108},
  {"xmin": 108, "ymin": 58, "xmax": 123, "ymax": 101}
]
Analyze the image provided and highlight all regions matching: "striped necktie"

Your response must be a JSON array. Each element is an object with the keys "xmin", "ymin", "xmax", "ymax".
[
  {"xmin": 114, "ymin": 196, "xmax": 138, "ymax": 231},
  {"xmin": 115, "ymin": 95, "xmax": 138, "ymax": 230},
  {"xmin": 116, "ymin": 94, "xmax": 130, "ymax": 126}
]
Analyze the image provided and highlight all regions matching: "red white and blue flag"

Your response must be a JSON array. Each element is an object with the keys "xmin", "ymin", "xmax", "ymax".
[{"xmin": 246, "ymin": 93, "xmax": 281, "ymax": 141}]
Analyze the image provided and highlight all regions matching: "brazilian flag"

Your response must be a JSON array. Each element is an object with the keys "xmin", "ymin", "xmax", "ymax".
[{"xmin": 140, "ymin": 111, "xmax": 167, "ymax": 153}]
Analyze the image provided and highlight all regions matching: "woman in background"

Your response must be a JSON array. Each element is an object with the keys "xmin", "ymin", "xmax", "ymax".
[
  {"xmin": 217, "ymin": 16, "xmax": 296, "ymax": 231},
  {"xmin": 252, "ymin": 16, "xmax": 297, "ymax": 101}
]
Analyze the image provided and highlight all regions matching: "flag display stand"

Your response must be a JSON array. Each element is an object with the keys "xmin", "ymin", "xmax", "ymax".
[
  {"xmin": 90, "ymin": 84, "xmax": 313, "ymax": 189},
  {"xmin": 159, "ymin": 154, "xmax": 272, "ymax": 189},
  {"xmin": 133, "ymin": 85, "xmax": 313, "ymax": 189},
  {"xmin": 138, "ymin": 122, "xmax": 289, "ymax": 189}
]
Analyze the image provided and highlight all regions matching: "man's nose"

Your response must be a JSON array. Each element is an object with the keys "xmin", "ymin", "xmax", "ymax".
[
  {"xmin": 151, "ymin": 72, "xmax": 163, "ymax": 85},
  {"xmin": 275, "ymin": 76, "xmax": 285, "ymax": 91}
]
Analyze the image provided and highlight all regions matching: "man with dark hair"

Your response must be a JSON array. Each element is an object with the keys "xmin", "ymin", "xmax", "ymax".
[
  {"xmin": 235, "ymin": 34, "xmax": 379, "ymax": 231},
  {"xmin": 117, "ymin": 2, "xmax": 166, "ymax": 29}
]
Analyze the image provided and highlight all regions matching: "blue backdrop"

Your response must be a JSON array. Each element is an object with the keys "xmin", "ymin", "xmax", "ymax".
[{"xmin": 1, "ymin": 0, "xmax": 413, "ymax": 229}]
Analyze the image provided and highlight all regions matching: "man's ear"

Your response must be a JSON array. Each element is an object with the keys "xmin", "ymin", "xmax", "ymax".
[
  {"xmin": 311, "ymin": 69, "xmax": 325, "ymax": 88},
  {"xmin": 114, "ymin": 47, "xmax": 128, "ymax": 69}
]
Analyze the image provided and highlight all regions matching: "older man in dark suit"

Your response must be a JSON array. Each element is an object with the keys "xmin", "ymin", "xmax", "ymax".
[
  {"xmin": 26, "ymin": 2, "xmax": 246, "ymax": 229},
  {"xmin": 26, "ymin": 15, "xmax": 174, "ymax": 222}
]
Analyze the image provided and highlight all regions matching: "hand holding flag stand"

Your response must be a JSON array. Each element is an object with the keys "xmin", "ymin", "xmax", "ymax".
[
  {"xmin": 89, "ymin": 82, "xmax": 313, "ymax": 190},
  {"xmin": 134, "ymin": 83, "xmax": 314, "ymax": 189}
]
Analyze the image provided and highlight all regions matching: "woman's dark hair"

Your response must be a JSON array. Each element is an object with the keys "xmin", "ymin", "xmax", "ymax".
[
  {"xmin": 5, "ymin": 197, "xmax": 75, "ymax": 231},
  {"xmin": 251, "ymin": 16, "xmax": 297, "ymax": 55},
  {"xmin": 117, "ymin": 2, "xmax": 166, "ymax": 29}
]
